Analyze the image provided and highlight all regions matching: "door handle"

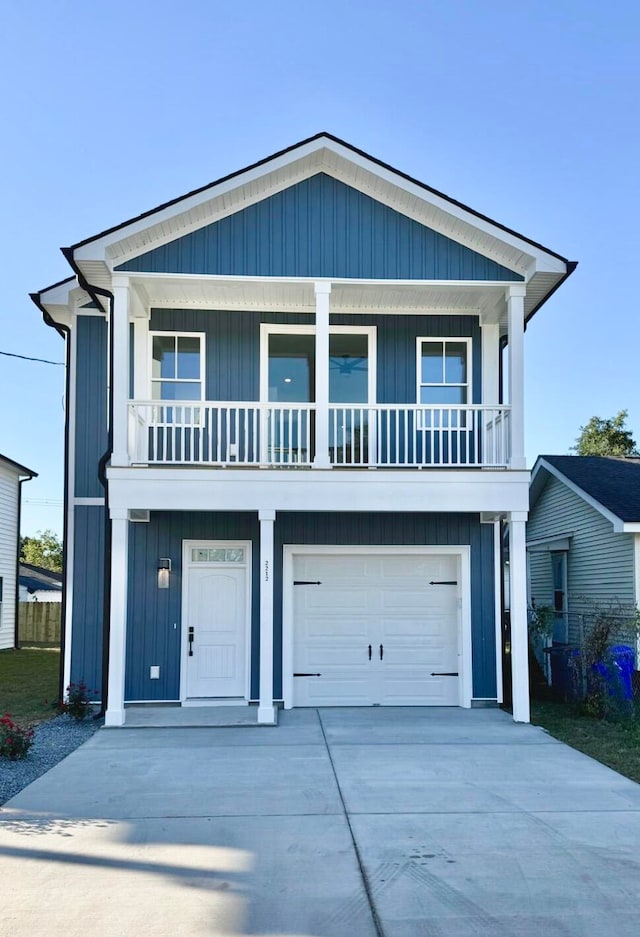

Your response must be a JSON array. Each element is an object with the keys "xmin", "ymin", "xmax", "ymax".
[
  {"xmin": 368, "ymin": 644, "xmax": 372, "ymax": 660},
  {"xmin": 188, "ymin": 626, "xmax": 194, "ymax": 656},
  {"xmin": 379, "ymin": 644, "xmax": 383, "ymax": 660}
]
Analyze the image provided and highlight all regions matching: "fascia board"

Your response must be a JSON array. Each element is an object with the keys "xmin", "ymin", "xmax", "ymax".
[
  {"xmin": 622, "ymin": 523, "xmax": 640, "ymax": 533},
  {"xmin": 71, "ymin": 135, "xmax": 568, "ymax": 278},
  {"xmin": 534, "ymin": 457, "xmax": 623, "ymax": 531}
]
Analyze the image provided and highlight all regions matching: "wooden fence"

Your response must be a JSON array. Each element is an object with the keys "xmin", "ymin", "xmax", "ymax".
[{"xmin": 18, "ymin": 602, "xmax": 61, "ymax": 647}]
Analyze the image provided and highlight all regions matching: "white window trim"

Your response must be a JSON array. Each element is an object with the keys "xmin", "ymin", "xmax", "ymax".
[
  {"xmin": 149, "ymin": 331, "xmax": 206, "ymax": 401},
  {"xmin": 415, "ymin": 336, "xmax": 472, "ymax": 406},
  {"xmin": 259, "ymin": 323, "xmax": 377, "ymax": 405}
]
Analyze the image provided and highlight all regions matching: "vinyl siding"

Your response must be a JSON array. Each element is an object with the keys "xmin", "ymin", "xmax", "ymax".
[
  {"xmin": 0, "ymin": 465, "xmax": 19, "ymax": 649},
  {"xmin": 124, "ymin": 510, "xmax": 496, "ymax": 702},
  {"xmin": 149, "ymin": 310, "xmax": 482, "ymax": 404},
  {"xmin": 70, "ymin": 505, "xmax": 105, "ymax": 694},
  {"xmin": 528, "ymin": 474, "xmax": 635, "ymax": 643},
  {"xmin": 74, "ymin": 316, "xmax": 108, "ymax": 498},
  {"xmin": 117, "ymin": 174, "xmax": 523, "ymax": 282}
]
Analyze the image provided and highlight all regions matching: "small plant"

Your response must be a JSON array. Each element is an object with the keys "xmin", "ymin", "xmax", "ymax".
[
  {"xmin": 528, "ymin": 604, "xmax": 555, "ymax": 642},
  {"xmin": 0, "ymin": 714, "xmax": 34, "ymax": 760},
  {"xmin": 58, "ymin": 682, "xmax": 94, "ymax": 721}
]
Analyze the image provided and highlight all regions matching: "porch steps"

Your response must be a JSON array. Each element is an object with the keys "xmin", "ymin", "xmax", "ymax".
[{"xmin": 121, "ymin": 705, "xmax": 277, "ymax": 728}]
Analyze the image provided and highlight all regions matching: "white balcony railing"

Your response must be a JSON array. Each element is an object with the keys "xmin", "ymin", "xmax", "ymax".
[{"xmin": 127, "ymin": 402, "xmax": 511, "ymax": 468}]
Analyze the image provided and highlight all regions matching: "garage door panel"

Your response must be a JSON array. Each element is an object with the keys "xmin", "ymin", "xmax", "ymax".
[{"xmin": 292, "ymin": 552, "xmax": 462, "ymax": 707}]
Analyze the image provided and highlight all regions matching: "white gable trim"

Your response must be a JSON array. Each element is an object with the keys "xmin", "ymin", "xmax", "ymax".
[
  {"xmin": 71, "ymin": 136, "xmax": 566, "ymax": 280},
  {"xmin": 531, "ymin": 458, "xmax": 624, "ymax": 532}
]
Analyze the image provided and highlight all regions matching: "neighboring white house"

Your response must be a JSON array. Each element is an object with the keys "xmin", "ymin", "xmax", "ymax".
[
  {"xmin": 33, "ymin": 133, "xmax": 576, "ymax": 726},
  {"xmin": 0, "ymin": 454, "xmax": 37, "ymax": 650}
]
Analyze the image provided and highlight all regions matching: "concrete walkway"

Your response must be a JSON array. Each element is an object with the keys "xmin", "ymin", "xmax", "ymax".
[{"xmin": 1, "ymin": 708, "xmax": 640, "ymax": 936}]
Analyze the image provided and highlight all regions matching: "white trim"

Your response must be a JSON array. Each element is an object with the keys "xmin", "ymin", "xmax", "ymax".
[
  {"xmin": 148, "ymin": 330, "xmax": 206, "ymax": 401},
  {"xmin": 73, "ymin": 497, "xmax": 106, "ymax": 506},
  {"xmin": 180, "ymin": 540, "xmax": 252, "ymax": 704},
  {"xmin": 74, "ymin": 136, "xmax": 566, "ymax": 275},
  {"xmin": 63, "ymin": 324, "xmax": 77, "ymax": 693},
  {"xmin": 104, "ymin": 513, "xmax": 129, "ymax": 726},
  {"xmin": 509, "ymin": 516, "xmax": 530, "ymax": 723},
  {"xmin": 481, "ymin": 323, "xmax": 499, "ymax": 407},
  {"xmin": 112, "ymin": 284, "xmax": 130, "ymax": 466},
  {"xmin": 106, "ymin": 467, "xmax": 531, "ymax": 515},
  {"xmin": 493, "ymin": 520, "xmax": 503, "ymax": 704},
  {"xmin": 258, "ymin": 511, "xmax": 276, "ymax": 723},
  {"xmin": 532, "ymin": 458, "xmax": 624, "ymax": 531},
  {"xmin": 622, "ymin": 522, "xmax": 640, "ymax": 533},
  {"xmin": 507, "ymin": 288, "xmax": 526, "ymax": 470},
  {"xmin": 281, "ymin": 544, "xmax": 473, "ymax": 710},
  {"xmin": 416, "ymin": 336, "xmax": 473, "ymax": 405}
]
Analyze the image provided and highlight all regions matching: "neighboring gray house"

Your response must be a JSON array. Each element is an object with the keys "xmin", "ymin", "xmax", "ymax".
[
  {"xmin": 0, "ymin": 454, "xmax": 37, "ymax": 649},
  {"xmin": 19, "ymin": 563, "xmax": 63, "ymax": 603},
  {"xmin": 528, "ymin": 456, "xmax": 640, "ymax": 645}
]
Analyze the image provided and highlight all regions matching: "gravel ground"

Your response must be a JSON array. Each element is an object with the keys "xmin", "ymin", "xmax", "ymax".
[{"xmin": 0, "ymin": 715, "xmax": 101, "ymax": 807}]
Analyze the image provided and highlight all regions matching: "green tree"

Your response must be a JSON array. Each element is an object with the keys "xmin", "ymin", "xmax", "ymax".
[
  {"xmin": 572, "ymin": 410, "xmax": 639, "ymax": 457},
  {"xmin": 19, "ymin": 529, "xmax": 63, "ymax": 572}
]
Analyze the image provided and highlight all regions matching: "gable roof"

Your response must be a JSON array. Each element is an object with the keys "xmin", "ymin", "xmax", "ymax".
[
  {"xmin": 0, "ymin": 453, "xmax": 37, "ymax": 478},
  {"xmin": 531, "ymin": 455, "xmax": 640, "ymax": 530},
  {"xmin": 19, "ymin": 563, "xmax": 63, "ymax": 594},
  {"xmin": 34, "ymin": 132, "xmax": 576, "ymax": 326},
  {"xmin": 71, "ymin": 132, "xmax": 572, "ymax": 265}
]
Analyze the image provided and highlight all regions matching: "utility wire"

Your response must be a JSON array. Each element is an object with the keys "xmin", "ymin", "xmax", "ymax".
[{"xmin": 0, "ymin": 350, "xmax": 65, "ymax": 366}]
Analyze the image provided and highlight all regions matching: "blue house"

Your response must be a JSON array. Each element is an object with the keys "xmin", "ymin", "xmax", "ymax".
[{"xmin": 32, "ymin": 133, "xmax": 575, "ymax": 725}]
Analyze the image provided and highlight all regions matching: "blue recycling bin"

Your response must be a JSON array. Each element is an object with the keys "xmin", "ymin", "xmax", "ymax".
[{"xmin": 592, "ymin": 644, "xmax": 636, "ymax": 700}]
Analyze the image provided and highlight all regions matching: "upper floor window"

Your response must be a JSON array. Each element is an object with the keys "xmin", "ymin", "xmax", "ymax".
[
  {"xmin": 151, "ymin": 333, "xmax": 205, "ymax": 400},
  {"xmin": 417, "ymin": 338, "xmax": 471, "ymax": 406}
]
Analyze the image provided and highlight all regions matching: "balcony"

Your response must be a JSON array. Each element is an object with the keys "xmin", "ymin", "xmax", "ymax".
[{"xmin": 128, "ymin": 402, "xmax": 511, "ymax": 469}]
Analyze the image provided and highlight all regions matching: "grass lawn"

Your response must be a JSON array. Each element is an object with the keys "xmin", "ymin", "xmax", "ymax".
[
  {"xmin": 531, "ymin": 699, "xmax": 640, "ymax": 785},
  {"xmin": 0, "ymin": 648, "xmax": 60, "ymax": 726}
]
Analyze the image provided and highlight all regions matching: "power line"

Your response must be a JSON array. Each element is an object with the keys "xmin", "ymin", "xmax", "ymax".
[{"xmin": 0, "ymin": 350, "xmax": 65, "ymax": 366}]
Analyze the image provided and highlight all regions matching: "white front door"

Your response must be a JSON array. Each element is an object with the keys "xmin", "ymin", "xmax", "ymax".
[
  {"xmin": 292, "ymin": 551, "xmax": 461, "ymax": 707},
  {"xmin": 182, "ymin": 542, "xmax": 249, "ymax": 700}
]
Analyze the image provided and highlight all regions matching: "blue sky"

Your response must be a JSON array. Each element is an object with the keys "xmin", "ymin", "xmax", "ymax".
[{"xmin": 1, "ymin": 0, "xmax": 638, "ymax": 537}]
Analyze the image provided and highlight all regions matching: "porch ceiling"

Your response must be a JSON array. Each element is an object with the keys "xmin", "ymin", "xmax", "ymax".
[{"xmin": 130, "ymin": 274, "xmax": 524, "ymax": 325}]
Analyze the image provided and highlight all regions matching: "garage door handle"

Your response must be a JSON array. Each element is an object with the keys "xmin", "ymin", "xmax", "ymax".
[
  {"xmin": 368, "ymin": 644, "xmax": 372, "ymax": 660},
  {"xmin": 430, "ymin": 672, "xmax": 459, "ymax": 677},
  {"xmin": 429, "ymin": 581, "xmax": 458, "ymax": 585},
  {"xmin": 379, "ymin": 644, "xmax": 383, "ymax": 660},
  {"xmin": 293, "ymin": 673, "xmax": 322, "ymax": 677}
]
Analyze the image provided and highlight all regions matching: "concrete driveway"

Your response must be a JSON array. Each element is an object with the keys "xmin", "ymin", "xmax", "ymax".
[{"xmin": 1, "ymin": 708, "xmax": 639, "ymax": 937}]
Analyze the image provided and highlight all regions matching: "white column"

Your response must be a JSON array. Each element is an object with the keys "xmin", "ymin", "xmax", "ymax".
[
  {"xmin": 509, "ymin": 512, "xmax": 530, "ymax": 723},
  {"xmin": 481, "ymin": 323, "xmax": 499, "ymax": 406},
  {"xmin": 111, "ymin": 280, "xmax": 131, "ymax": 467},
  {"xmin": 258, "ymin": 509, "xmax": 277, "ymax": 724},
  {"xmin": 104, "ymin": 510, "xmax": 129, "ymax": 727},
  {"xmin": 313, "ymin": 282, "xmax": 331, "ymax": 469},
  {"xmin": 506, "ymin": 286, "xmax": 526, "ymax": 470},
  {"xmin": 131, "ymin": 288, "xmax": 150, "ymax": 400},
  {"xmin": 493, "ymin": 519, "xmax": 504, "ymax": 705}
]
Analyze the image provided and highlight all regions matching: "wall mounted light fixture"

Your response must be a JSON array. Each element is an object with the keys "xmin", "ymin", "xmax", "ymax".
[{"xmin": 157, "ymin": 558, "xmax": 171, "ymax": 589}]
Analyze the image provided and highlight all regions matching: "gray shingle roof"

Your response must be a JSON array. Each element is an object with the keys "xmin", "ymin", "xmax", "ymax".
[{"xmin": 540, "ymin": 455, "xmax": 640, "ymax": 523}]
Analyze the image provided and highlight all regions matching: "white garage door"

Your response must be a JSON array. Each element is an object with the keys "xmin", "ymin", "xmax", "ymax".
[{"xmin": 292, "ymin": 552, "xmax": 461, "ymax": 707}]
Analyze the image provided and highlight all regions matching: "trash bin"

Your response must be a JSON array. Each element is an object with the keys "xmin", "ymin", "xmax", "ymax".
[
  {"xmin": 592, "ymin": 644, "xmax": 636, "ymax": 700},
  {"xmin": 546, "ymin": 644, "xmax": 579, "ymax": 701}
]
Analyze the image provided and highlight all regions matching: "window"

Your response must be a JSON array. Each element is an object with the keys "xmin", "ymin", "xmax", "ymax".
[
  {"xmin": 417, "ymin": 338, "xmax": 471, "ymax": 406},
  {"xmin": 151, "ymin": 333, "xmax": 204, "ymax": 401},
  {"xmin": 191, "ymin": 548, "xmax": 245, "ymax": 563}
]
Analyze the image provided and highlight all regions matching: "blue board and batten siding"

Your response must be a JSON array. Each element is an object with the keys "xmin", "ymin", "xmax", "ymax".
[
  {"xmin": 149, "ymin": 309, "xmax": 482, "ymax": 404},
  {"xmin": 121, "ymin": 511, "xmax": 496, "ymax": 703},
  {"xmin": 117, "ymin": 174, "xmax": 523, "ymax": 282},
  {"xmin": 69, "ymin": 316, "xmax": 108, "ymax": 695},
  {"xmin": 74, "ymin": 316, "xmax": 108, "ymax": 498}
]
